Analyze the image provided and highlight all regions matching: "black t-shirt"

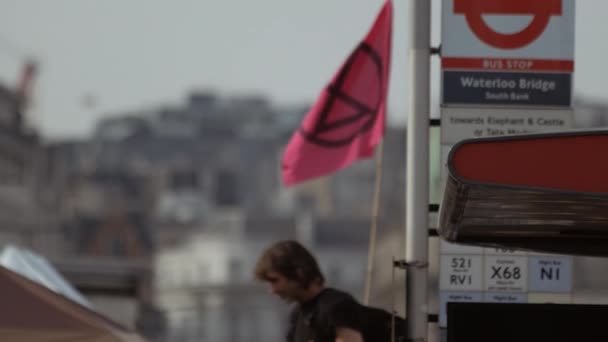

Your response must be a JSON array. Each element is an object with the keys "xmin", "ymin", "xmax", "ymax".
[{"xmin": 287, "ymin": 288, "xmax": 363, "ymax": 342}]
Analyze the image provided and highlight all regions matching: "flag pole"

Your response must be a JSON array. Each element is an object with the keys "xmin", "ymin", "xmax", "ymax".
[
  {"xmin": 363, "ymin": 140, "xmax": 385, "ymax": 305},
  {"xmin": 405, "ymin": 0, "xmax": 431, "ymax": 340}
]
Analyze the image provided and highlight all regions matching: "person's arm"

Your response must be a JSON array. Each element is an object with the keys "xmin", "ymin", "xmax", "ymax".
[
  {"xmin": 335, "ymin": 327, "xmax": 364, "ymax": 342},
  {"xmin": 328, "ymin": 295, "xmax": 365, "ymax": 342}
]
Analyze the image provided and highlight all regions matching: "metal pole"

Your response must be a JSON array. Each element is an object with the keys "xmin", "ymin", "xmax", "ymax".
[
  {"xmin": 406, "ymin": 0, "xmax": 431, "ymax": 340},
  {"xmin": 363, "ymin": 140, "xmax": 384, "ymax": 305}
]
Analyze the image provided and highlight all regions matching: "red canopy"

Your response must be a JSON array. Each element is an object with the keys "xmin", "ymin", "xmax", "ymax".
[
  {"xmin": 439, "ymin": 130, "xmax": 608, "ymax": 256},
  {"xmin": 0, "ymin": 265, "xmax": 145, "ymax": 341}
]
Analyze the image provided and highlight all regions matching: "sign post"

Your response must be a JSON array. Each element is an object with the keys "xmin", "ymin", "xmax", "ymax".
[{"xmin": 406, "ymin": 0, "xmax": 431, "ymax": 340}]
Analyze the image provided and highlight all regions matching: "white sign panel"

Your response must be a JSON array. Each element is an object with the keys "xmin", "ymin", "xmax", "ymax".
[
  {"xmin": 442, "ymin": 0, "xmax": 575, "ymax": 59},
  {"xmin": 440, "ymin": 255, "xmax": 484, "ymax": 291},
  {"xmin": 484, "ymin": 256, "xmax": 528, "ymax": 292},
  {"xmin": 528, "ymin": 256, "xmax": 573, "ymax": 293},
  {"xmin": 441, "ymin": 107, "xmax": 574, "ymax": 144}
]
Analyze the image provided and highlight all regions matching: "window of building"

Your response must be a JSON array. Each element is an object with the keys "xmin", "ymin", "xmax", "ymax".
[
  {"xmin": 214, "ymin": 170, "xmax": 239, "ymax": 206},
  {"xmin": 169, "ymin": 169, "xmax": 199, "ymax": 190}
]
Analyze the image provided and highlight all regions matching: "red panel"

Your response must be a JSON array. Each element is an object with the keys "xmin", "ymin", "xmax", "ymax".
[
  {"xmin": 451, "ymin": 134, "xmax": 608, "ymax": 193},
  {"xmin": 454, "ymin": 0, "xmax": 562, "ymax": 15},
  {"xmin": 441, "ymin": 57, "xmax": 574, "ymax": 72}
]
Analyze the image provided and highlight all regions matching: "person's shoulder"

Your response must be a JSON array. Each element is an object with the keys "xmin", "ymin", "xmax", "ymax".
[
  {"xmin": 320, "ymin": 287, "xmax": 357, "ymax": 302},
  {"xmin": 316, "ymin": 288, "xmax": 359, "ymax": 312},
  {"xmin": 318, "ymin": 288, "xmax": 364, "ymax": 334}
]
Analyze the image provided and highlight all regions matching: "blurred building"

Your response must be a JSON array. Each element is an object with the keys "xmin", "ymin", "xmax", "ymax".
[
  {"xmin": 87, "ymin": 91, "xmax": 407, "ymax": 220},
  {"xmin": 0, "ymin": 80, "xmax": 156, "ymax": 338},
  {"xmin": 48, "ymin": 146, "xmax": 161, "ymax": 340},
  {"xmin": 0, "ymin": 84, "xmax": 62, "ymax": 254}
]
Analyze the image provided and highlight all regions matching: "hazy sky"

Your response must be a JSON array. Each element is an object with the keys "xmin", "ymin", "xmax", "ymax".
[{"xmin": 0, "ymin": 0, "xmax": 606, "ymax": 139}]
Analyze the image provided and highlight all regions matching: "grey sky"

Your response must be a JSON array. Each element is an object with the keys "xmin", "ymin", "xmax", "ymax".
[{"xmin": 0, "ymin": 0, "xmax": 606, "ymax": 139}]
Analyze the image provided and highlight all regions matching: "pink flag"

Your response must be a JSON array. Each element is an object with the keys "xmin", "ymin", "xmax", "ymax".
[{"xmin": 282, "ymin": 0, "xmax": 393, "ymax": 186}]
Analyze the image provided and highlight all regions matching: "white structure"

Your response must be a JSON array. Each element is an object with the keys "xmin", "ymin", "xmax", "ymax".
[{"xmin": 0, "ymin": 245, "xmax": 91, "ymax": 308}]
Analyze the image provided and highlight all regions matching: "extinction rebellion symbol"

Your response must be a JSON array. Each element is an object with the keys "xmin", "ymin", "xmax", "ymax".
[
  {"xmin": 454, "ymin": 0, "xmax": 563, "ymax": 49},
  {"xmin": 299, "ymin": 43, "xmax": 384, "ymax": 147}
]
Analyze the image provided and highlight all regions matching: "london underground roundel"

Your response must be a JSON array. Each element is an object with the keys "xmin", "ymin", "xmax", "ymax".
[
  {"xmin": 454, "ymin": 0, "xmax": 562, "ymax": 49},
  {"xmin": 442, "ymin": 0, "xmax": 575, "ymax": 59}
]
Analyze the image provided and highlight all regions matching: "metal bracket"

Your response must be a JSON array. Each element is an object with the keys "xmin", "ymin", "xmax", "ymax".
[
  {"xmin": 393, "ymin": 259, "xmax": 429, "ymax": 269},
  {"xmin": 430, "ymin": 45, "xmax": 441, "ymax": 55}
]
